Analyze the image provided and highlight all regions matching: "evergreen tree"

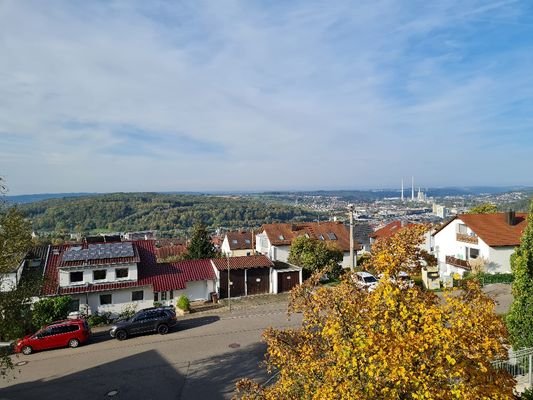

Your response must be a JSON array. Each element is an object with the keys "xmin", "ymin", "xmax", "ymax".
[
  {"xmin": 506, "ymin": 200, "xmax": 533, "ymax": 349},
  {"xmin": 185, "ymin": 223, "xmax": 217, "ymax": 259}
]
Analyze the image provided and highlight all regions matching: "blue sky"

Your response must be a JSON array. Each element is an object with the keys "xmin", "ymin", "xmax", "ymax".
[{"xmin": 1, "ymin": 0, "xmax": 533, "ymax": 194}]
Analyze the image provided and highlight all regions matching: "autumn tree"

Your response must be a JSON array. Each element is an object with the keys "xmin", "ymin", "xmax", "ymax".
[
  {"xmin": 506, "ymin": 200, "xmax": 533, "ymax": 349},
  {"xmin": 288, "ymin": 236, "xmax": 343, "ymax": 277},
  {"xmin": 235, "ymin": 225, "xmax": 515, "ymax": 400},
  {"xmin": 185, "ymin": 223, "xmax": 217, "ymax": 259},
  {"xmin": 467, "ymin": 203, "xmax": 498, "ymax": 214}
]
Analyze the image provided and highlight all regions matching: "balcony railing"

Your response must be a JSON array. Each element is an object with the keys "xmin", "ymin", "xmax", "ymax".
[
  {"xmin": 445, "ymin": 255, "xmax": 471, "ymax": 270},
  {"xmin": 456, "ymin": 232, "xmax": 478, "ymax": 244}
]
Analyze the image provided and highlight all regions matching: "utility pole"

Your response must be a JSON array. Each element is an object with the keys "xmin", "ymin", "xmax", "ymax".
[
  {"xmin": 348, "ymin": 204, "xmax": 355, "ymax": 271},
  {"xmin": 227, "ymin": 254, "xmax": 231, "ymax": 312}
]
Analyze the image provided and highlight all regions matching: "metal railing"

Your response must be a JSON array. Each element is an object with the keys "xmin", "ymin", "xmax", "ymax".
[{"xmin": 492, "ymin": 347, "xmax": 533, "ymax": 388}]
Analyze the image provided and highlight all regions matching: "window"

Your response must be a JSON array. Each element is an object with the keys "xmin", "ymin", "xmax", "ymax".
[
  {"xmin": 154, "ymin": 292, "xmax": 159, "ymax": 302},
  {"xmin": 100, "ymin": 294, "xmax": 112, "ymax": 305},
  {"xmin": 318, "ymin": 234, "xmax": 325, "ymax": 241},
  {"xmin": 327, "ymin": 232, "xmax": 337, "ymax": 240},
  {"xmin": 169, "ymin": 290, "xmax": 174, "ymax": 299},
  {"xmin": 132, "ymin": 290, "xmax": 144, "ymax": 301},
  {"xmin": 468, "ymin": 248, "xmax": 480, "ymax": 260},
  {"xmin": 70, "ymin": 271, "xmax": 83, "ymax": 284},
  {"xmin": 278, "ymin": 235, "xmax": 285, "ymax": 240},
  {"xmin": 69, "ymin": 299, "xmax": 80, "ymax": 313},
  {"xmin": 457, "ymin": 224, "xmax": 468, "ymax": 234},
  {"xmin": 245, "ymin": 239, "xmax": 251, "ymax": 244},
  {"xmin": 93, "ymin": 270, "xmax": 106, "ymax": 281},
  {"xmin": 161, "ymin": 291, "xmax": 167, "ymax": 301},
  {"xmin": 115, "ymin": 268, "xmax": 129, "ymax": 279},
  {"xmin": 232, "ymin": 239, "xmax": 238, "ymax": 244}
]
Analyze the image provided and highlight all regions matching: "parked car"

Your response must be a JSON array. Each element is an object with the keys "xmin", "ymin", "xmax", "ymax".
[
  {"xmin": 109, "ymin": 307, "xmax": 178, "ymax": 341},
  {"xmin": 353, "ymin": 271, "xmax": 379, "ymax": 291},
  {"xmin": 14, "ymin": 319, "xmax": 90, "ymax": 355},
  {"xmin": 395, "ymin": 271, "xmax": 415, "ymax": 288},
  {"xmin": 378, "ymin": 271, "xmax": 415, "ymax": 289}
]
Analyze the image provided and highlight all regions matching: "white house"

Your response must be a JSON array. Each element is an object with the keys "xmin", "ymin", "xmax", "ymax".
[
  {"xmin": 433, "ymin": 211, "xmax": 527, "ymax": 277},
  {"xmin": 220, "ymin": 231, "xmax": 255, "ymax": 256},
  {"xmin": 256, "ymin": 221, "xmax": 361, "ymax": 268},
  {"xmin": 41, "ymin": 241, "xmax": 216, "ymax": 316}
]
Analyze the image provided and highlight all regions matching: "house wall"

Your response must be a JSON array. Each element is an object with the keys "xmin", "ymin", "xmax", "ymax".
[
  {"xmin": 487, "ymin": 247, "xmax": 515, "ymax": 273},
  {"xmin": 58, "ymin": 262, "xmax": 138, "ymax": 287},
  {"xmin": 434, "ymin": 218, "xmax": 494, "ymax": 276},
  {"xmin": 270, "ymin": 245, "xmax": 290, "ymax": 262},
  {"xmin": 256, "ymin": 232, "xmax": 270, "ymax": 255},
  {"xmin": 70, "ymin": 286, "xmax": 153, "ymax": 316},
  {"xmin": 221, "ymin": 237, "xmax": 230, "ymax": 255}
]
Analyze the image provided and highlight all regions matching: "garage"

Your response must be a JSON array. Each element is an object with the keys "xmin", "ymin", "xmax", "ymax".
[
  {"xmin": 218, "ymin": 269, "xmax": 245, "ymax": 299},
  {"xmin": 277, "ymin": 271, "xmax": 300, "ymax": 293},
  {"xmin": 212, "ymin": 255, "xmax": 274, "ymax": 298}
]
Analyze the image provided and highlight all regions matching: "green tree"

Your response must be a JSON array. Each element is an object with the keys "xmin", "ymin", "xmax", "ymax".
[
  {"xmin": 185, "ymin": 223, "xmax": 217, "ymax": 259},
  {"xmin": 467, "ymin": 203, "xmax": 498, "ymax": 214},
  {"xmin": 31, "ymin": 296, "xmax": 72, "ymax": 329},
  {"xmin": 288, "ymin": 236, "xmax": 343, "ymax": 277},
  {"xmin": 506, "ymin": 200, "xmax": 533, "ymax": 349},
  {"xmin": 0, "ymin": 181, "xmax": 35, "ymax": 377}
]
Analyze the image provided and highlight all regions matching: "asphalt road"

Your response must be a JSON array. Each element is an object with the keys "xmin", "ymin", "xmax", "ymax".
[{"xmin": 0, "ymin": 304, "xmax": 301, "ymax": 400}]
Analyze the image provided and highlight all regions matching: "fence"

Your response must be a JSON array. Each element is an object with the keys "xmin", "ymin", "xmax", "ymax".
[{"xmin": 492, "ymin": 347, "xmax": 533, "ymax": 389}]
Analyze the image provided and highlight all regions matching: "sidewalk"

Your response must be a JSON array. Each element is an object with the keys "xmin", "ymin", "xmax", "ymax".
[{"xmin": 90, "ymin": 292, "xmax": 291, "ymax": 337}]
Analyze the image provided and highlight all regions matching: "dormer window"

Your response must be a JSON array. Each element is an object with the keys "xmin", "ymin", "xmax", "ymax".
[
  {"xmin": 245, "ymin": 239, "xmax": 251, "ymax": 244},
  {"xmin": 327, "ymin": 233, "xmax": 337, "ymax": 240},
  {"xmin": 279, "ymin": 235, "xmax": 285, "ymax": 240},
  {"xmin": 318, "ymin": 235, "xmax": 325, "ymax": 240},
  {"xmin": 232, "ymin": 239, "xmax": 238, "ymax": 244}
]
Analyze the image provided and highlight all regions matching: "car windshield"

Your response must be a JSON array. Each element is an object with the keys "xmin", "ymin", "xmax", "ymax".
[{"xmin": 364, "ymin": 276, "xmax": 377, "ymax": 283}]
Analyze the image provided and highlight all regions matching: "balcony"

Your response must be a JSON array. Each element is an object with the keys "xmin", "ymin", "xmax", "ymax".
[
  {"xmin": 445, "ymin": 256, "xmax": 471, "ymax": 271},
  {"xmin": 456, "ymin": 232, "xmax": 478, "ymax": 244}
]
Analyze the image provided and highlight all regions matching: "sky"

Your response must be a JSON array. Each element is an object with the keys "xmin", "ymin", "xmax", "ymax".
[{"xmin": 1, "ymin": 0, "xmax": 533, "ymax": 195}]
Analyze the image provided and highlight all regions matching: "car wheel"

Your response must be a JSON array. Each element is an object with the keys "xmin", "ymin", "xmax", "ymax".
[
  {"xmin": 157, "ymin": 324, "xmax": 169, "ymax": 335},
  {"xmin": 68, "ymin": 338, "xmax": 80, "ymax": 348},
  {"xmin": 115, "ymin": 330, "xmax": 128, "ymax": 341},
  {"xmin": 21, "ymin": 346, "xmax": 32, "ymax": 355}
]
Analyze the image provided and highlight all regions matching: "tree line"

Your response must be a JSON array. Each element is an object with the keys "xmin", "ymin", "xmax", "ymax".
[{"xmin": 18, "ymin": 193, "xmax": 321, "ymax": 236}]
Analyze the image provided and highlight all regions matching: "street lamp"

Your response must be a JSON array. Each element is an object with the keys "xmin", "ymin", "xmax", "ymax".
[
  {"xmin": 348, "ymin": 204, "xmax": 355, "ymax": 271},
  {"xmin": 227, "ymin": 254, "xmax": 231, "ymax": 312}
]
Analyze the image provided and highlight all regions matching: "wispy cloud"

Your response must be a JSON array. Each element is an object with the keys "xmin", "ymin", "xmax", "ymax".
[{"xmin": 1, "ymin": 0, "xmax": 532, "ymax": 193}]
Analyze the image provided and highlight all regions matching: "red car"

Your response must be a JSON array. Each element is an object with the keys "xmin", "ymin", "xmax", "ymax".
[{"xmin": 15, "ymin": 319, "xmax": 90, "ymax": 355}]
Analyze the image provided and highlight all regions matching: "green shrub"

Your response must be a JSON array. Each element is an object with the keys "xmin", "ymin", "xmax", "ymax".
[
  {"xmin": 522, "ymin": 387, "xmax": 533, "ymax": 400},
  {"xmin": 153, "ymin": 301, "xmax": 162, "ymax": 308},
  {"xmin": 117, "ymin": 304, "xmax": 137, "ymax": 320},
  {"xmin": 462, "ymin": 272, "xmax": 514, "ymax": 285},
  {"xmin": 177, "ymin": 295, "xmax": 190, "ymax": 311},
  {"xmin": 31, "ymin": 296, "xmax": 72, "ymax": 329},
  {"xmin": 87, "ymin": 311, "xmax": 113, "ymax": 327}
]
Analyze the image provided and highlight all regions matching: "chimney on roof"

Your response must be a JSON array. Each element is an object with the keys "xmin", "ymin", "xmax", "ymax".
[{"xmin": 506, "ymin": 209, "xmax": 516, "ymax": 226}]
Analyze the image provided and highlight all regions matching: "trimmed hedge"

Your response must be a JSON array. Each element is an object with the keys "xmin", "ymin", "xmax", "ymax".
[{"xmin": 462, "ymin": 272, "xmax": 514, "ymax": 285}]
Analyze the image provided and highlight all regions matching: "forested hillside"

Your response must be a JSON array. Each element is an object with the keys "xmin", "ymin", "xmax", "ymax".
[{"xmin": 19, "ymin": 193, "xmax": 321, "ymax": 236}]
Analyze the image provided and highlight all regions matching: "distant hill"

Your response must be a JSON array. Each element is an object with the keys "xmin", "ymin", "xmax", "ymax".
[
  {"xmin": 5, "ymin": 192, "xmax": 96, "ymax": 204},
  {"xmin": 18, "ymin": 192, "xmax": 321, "ymax": 236}
]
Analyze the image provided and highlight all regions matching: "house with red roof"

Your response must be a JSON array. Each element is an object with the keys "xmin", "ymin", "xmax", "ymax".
[
  {"xmin": 41, "ymin": 240, "xmax": 216, "ymax": 316},
  {"xmin": 433, "ymin": 211, "xmax": 527, "ymax": 277},
  {"xmin": 255, "ymin": 221, "xmax": 361, "ymax": 268},
  {"xmin": 370, "ymin": 220, "xmax": 433, "ymax": 253},
  {"xmin": 220, "ymin": 231, "xmax": 255, "ymax": 257}
]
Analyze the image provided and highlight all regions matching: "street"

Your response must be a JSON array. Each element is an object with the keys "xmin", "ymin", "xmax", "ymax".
[{"xmin": 0, "ymin": 300, "xmax": 301, "ymax": 400}]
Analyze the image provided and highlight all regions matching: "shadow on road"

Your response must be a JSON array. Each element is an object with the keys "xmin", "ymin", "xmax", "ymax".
[{"xmin": 1, "ymin": 341, "xmax": 270, "ymax": 400}]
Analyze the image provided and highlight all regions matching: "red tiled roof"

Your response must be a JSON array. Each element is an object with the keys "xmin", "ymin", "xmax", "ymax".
[
  {"xmin": 225, "ymin": 231, "xmax": 254, "ymax": 250},
  {"xmin": 455, "ymin": 213, "xmax": 527, "ymax": 247},
  {"xmin": 370, "ymin": 221, "xmax": 414, "ymax": 240},
  {"xmin": 211, "ymin": 255, "xmax": 273, "ymax": 271},
  {"xmin": 155, "ymin": 244, "xmax": 188, "ymax": 260},
  {"xmin": 59, "ymin": 281, "xmax": 146, "ymax": 295},
  {"xmin": 139, "ymin": 259, "xmax": 216, "ymax": 292},
  {"xmin": 261, "ymin": 221, "xmax": 358, "ymax": 251}
]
